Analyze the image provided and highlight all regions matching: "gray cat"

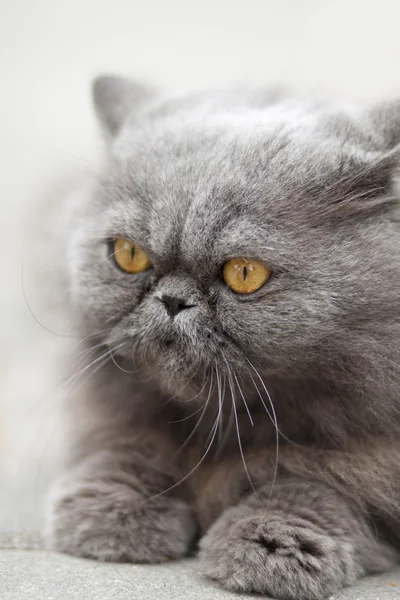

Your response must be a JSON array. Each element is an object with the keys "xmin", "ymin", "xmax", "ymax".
[{"xmin": 45, "ymin": 75, "xmax": 400, "ymax": 600}]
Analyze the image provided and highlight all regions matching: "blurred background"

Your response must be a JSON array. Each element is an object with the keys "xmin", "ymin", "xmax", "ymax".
[{"xmin": 1, "ymin": 0, "xmax": 400, "ymax": 540}]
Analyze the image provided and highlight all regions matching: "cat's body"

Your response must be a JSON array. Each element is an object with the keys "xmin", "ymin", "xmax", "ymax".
[{"xmin": 46, "ymin": 77, "xmax": 400, "ymax": 600}]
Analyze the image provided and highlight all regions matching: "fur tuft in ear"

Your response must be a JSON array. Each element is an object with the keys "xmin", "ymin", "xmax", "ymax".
[{"xmin": 92, "ymin": 75, "xmax": 153, "ymax": 136}]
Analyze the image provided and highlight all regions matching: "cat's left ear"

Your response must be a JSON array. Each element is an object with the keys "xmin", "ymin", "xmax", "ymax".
[
  {"xmin": 319, "ymin": 100, "xmax": 400, "ymax": 222},
  {"xmin": 92, "ymin": 74, "xmax": 154, "ymax": 137},
  {"xmin": 365, "ymin": 98, "xmax": 400, "ymax": 205},
  {"xmin": 352, "ymin": 98, "xmax": 400, "ymax": 205},
  {"xmin": 364, "ymin": 98, "xmax": 400, "ymax": 150}
]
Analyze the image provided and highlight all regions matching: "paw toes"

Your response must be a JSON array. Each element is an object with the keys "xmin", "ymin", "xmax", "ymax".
[{"xmin": 200, "ymin": 510, "xmax": 357, "ymax": 600}]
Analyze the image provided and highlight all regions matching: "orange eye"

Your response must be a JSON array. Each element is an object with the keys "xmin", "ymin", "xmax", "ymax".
[
  {"xmin": 113, "ymin": 238, "xmax": 152, "ymax": 273},
  {"xmin": 223, "ymin": 257, "xmax": 271, "ymax": 294}
]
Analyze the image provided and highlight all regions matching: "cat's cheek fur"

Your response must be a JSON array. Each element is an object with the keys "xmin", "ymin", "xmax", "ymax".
[{"xmin": 46, "ymin": 472, "xmax": 197, "ymax": 563}]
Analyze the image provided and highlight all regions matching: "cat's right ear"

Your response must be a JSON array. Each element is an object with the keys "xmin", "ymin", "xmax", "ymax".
[{"xmin": 92, "ymin": 75, "xmax": 153, "ymax": 137}]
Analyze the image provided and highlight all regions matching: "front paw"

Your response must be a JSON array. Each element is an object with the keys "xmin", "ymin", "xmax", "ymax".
[
  {"xmin": 199, "ymin": 505, "xmax": 360, "ymax": 600},
  {"xmin": 46, "ymin": 476, "xmax": 197, "ymax": 563}
]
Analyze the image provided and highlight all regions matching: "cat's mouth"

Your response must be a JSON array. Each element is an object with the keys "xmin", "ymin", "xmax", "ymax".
[
  {"xmin": 106, "ymin": 304, "xmax": 250, "ymax": 400},
  {"xmin": 104, "ymin": 316, "xmax": 269, "ymax": 411}
]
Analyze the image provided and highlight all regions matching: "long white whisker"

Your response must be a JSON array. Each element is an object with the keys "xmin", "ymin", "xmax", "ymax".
[
  {"xmin": 172, "ymin": 370, "xmax": 214, "ymax": 456},
  {"xmin": 205, "ymin": 365, "xmax": 222, "ymax": 448},
  {"xmin": 109, "ymin": 343, "xmax": 138, "ymax": 373},
  {"xmin": 247, "ymin": 359, "xmax": 279, "ymax": 499},
  {"xmin": 68, "ymin": 328, "xmax": 111, "ymax": 352},
  {"xmin": 54, "ymin": 344, "xmax": 125, "ymax": 419},
  {"xmin": 61, "ymin": 342, "xmax": 125, "ymax": 391},
  {"xmin": 21, "ymin": 263, "xmax": 73, "ymax": 338},
  {"xmin": 168, "ymin": 377, "xmax": 210, "ymax": 422},
  {"xmin": 168, "ymin": 402, "xmax": 207, "ymax": 423},
  {"xmin": 142, "ymin": 400, "xmax": 220, "ymax": 505},
  {"xmin": 217, "ymin": 370, "xmax": 225, "ymax": 446},
  {"xmin": 164, "ymin": 364, "xmax": 202, "ymax": 404},
  {"xmin": 224, "ymin": 361, "xmax": 258, "ymax": 499},
  {"xmin": 92, "ymin": 247, "xmax": 124, "ymax": 269},
  {"xmin": 234, "ymin": 373, "xmax": 254, "ymax": 426},
  {"xmin": 250, "ymin": 373, "xmax": 301, "ymax": 448},
  {"xmin": 69, "ymin": 340, "xmax": 109, "ymax": 362},
  {"xmin": 130, "ymin": 338, "xmax": 154, "ymax": 382}
]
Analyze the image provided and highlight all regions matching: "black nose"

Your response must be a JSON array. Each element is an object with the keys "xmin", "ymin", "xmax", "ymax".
[{"xmin": 160, "ymin": 295, "xmax": 195, "ymax": 319}]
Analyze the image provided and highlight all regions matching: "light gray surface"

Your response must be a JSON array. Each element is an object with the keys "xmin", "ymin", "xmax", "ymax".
[
  {"xmin": 1, "ymin": 552, "xmax": 260, "ymax": 600},
  {"xmin": 1, "ymin": 551, "xmax": 400, "ymax": 600}
]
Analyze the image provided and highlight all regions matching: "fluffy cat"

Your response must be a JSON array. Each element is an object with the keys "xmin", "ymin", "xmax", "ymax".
[{"xmin": 45, "ymin": 75, "xmax": 400, "ymax": 600}]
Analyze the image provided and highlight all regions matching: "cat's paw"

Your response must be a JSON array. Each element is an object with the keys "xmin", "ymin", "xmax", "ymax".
[
  {"xmin": 199, "ymin": 505, "xmax": 360, "ymax": 600},
  {"xmin": 46, "ymin": 476, "xmax": 197, "ymax": 563}
]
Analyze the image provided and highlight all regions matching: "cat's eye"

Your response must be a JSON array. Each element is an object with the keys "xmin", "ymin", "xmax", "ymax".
[
  {"xmin": 223, "ymin": 257, "xmax": 271, "ymax": 294},
  {"xmin": 112, "ymin": 238, "xmax": 152, "ymax": 273}
]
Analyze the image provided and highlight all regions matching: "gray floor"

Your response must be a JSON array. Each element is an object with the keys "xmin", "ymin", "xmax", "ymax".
[{"xmin": 1, "ymin": 549, "xmax": 400, "ymax": 600}]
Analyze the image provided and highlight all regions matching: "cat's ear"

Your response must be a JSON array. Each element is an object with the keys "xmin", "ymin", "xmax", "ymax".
[
  {"xmin": 364, "ymin": 98, "xmax": 400, "ymax": 150},
  {"xmin": 92, "ymin": 75, "xmax": 153, "ymax": 137},
  {"xmin": 365, "ymin": 98, "xmax": 400, "ymax": 207},
  {"xmin": 331, "ymin": 148, "xmax": 400, "ymax": 220},
  {"xmin": 335, "ymin": 100, "xmax": 400, "ymax": 217}
]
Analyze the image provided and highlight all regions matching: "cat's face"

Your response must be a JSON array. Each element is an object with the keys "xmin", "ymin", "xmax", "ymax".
[{"xmin": 67, "ymin": 78, "xmax": 400, "ymax": 400}]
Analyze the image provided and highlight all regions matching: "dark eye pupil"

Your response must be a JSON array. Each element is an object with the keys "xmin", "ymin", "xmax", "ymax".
[
  {"xmin": 243, "ymin": 266, "xmax": 248, "ymax": 281},
  {"xmin": 130, "ymin": 247, "xmax": 135, "ymax": 261}
]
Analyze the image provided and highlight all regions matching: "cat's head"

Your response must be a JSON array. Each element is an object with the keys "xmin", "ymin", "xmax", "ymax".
[{"xmin": 67, "ymin": 75, "xmax": 400, "ymax": 403}]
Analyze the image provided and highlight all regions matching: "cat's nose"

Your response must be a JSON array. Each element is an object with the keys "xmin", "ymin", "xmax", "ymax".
[{"xmin": 159, "ymin": 294, "xmax": 196, "ymax": 319}]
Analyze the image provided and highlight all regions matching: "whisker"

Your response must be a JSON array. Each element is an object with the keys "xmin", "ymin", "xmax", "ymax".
[
  {"xmin": 234, "ymin": 373, "xmax": 254, "ymax": 426},
  {"xmin": 205, "ymin": 365, "xmax": 223, "ymax": 448},
  {"xmin": 59, "ymin": 351, "xmax": 114, "ymax": 405},
  {"xmin": 172, "ymin": 370, "xmax": 215, "ymax": 456},
  {"xmin": 29, "ymin": 345, "xmax": 117, "ymax": 503},
  {"xmin": 60, "ymin": 342, "xmax": 126, "ymax": 392},
  {"xmin": 129, "ymin": 338, "xmax": 155, "ymax": 382},
  {"xmin": 224, "ymin": 360, "xmax": 259, "ymax": 499},
  {"xmin": 109, "ymin": 343, "xmax": 137, "ymax": 373},
  {"xmin": 70, "ymin": 340, "xmax": 109, "ymax": 360},
  {"xmin": 21, "ymin": 263, "xmax": 73, "ymax": 338},
  {"xmin": 250, "ymin": 373, "xmax": 303, "ymax": 449},
  {"xmin": 142, "ymin": 394, "xmax": 220, "ymax": 505},
  {"xmin": 92, "ymin": 247, "xmax": 124, "ymax": 269},
  {"xmin": 215, "ymin": 383, "xmax": 235, "ymax": 456},
  {"xmin": 18, "ymin": 142, "xmax": 103, "ymax": 172},
  {"xmin": 168, "ymin": 402, "xmax": 207, "ymax": 424},
  {"xmin": 217, "ymin": 367, "xmax": 225, "ymax": 447},
  {"xmin": 249, "ymin": 374, "xmax": 273, "ymax": 421},
  {"xmin": 65, "ymin": 343, "xmax": 109, "ymax": 377},
  {"xmin": 168, "ymin": 377, "xmax": 209, "ymax": 419},
  {"xmin": 247, "ymin": 359, "xmax": 279, "ymax": 499},
  {"xmin": 164, "ymin": 364, "xmax": 202, "ymax": 404},
  {"xmin": 68, "ymin": 328, "xmax": 112, "ymax": 352}
]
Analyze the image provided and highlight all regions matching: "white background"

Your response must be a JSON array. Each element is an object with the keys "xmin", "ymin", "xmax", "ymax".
[{"xmin": 1, "ymin": 0, "xmax": 400, "ymax": 528}]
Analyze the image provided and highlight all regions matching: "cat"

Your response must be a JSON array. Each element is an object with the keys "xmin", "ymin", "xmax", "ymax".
[{"xmin": 45, "ymin": 75, "xmax": 400, "ymax": 600}]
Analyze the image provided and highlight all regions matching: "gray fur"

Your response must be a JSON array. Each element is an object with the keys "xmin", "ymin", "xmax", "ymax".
[
  {"xmin": 45, "ymin": 76, "xmax": 400, "ymax": 599},
  {"xmin": 199, "ymin": 480, "xmax": 398, "ymax": 600}
]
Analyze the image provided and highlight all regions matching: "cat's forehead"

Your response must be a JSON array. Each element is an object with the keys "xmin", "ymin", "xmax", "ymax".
[
  {"xmin": 99, "ymin": 101, "xmax": 378, "ymax": 266},
  {"xmin": 112, "ymin": 100, "xmax": 367, "ymax": 204},
  {"xmin": 110, "ymin": 113, "xmax": 344, "ymax": 210}
]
